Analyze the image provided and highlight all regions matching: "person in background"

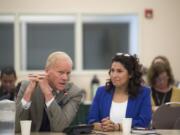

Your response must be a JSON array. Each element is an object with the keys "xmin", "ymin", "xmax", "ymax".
[
  {"xmin": 0, "ymin": 66, "xmax": 17, "ymax": 101},
  {"xmin": 147, "ymin": 55, "xmax": 180, "ymax": 112},
  {"xmin": 140, "ymin": 65, "xmax": 148, "ymax": 86},
  {"xmin": 15, "ymin": 51, "xmax": 83, "ymax": 132},
  {"xmin": 88, "ymin": 53, "xmax": 152, "ymax": 132},
  {"xmin": 151, "ymin": 56, "xmax": 180, "ymax": 88}
]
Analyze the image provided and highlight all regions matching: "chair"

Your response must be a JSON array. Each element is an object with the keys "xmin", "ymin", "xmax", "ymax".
[
  {"xmin": 70, "ymin": 102, "xmax": 91, "ymax": 126},
  {"xmin": 152, "ymin": 102, "xmax": 180, "ymax": 129},
  {"xmin": 174, "ymin": 117, "xmax": 180, "ymax": 129}
]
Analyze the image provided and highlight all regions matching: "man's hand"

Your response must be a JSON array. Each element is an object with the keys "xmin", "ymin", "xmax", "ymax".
[
  {"xmin": 23, "ymin": 73, "xmax": 53, "ymax": 102},
  {"xmin": 38, "ymin": 73, "xmax": 54, "ymax": 102},
  {"xmin": 22, "ymin": 73, "xmax": 41, "ymax": 102}
]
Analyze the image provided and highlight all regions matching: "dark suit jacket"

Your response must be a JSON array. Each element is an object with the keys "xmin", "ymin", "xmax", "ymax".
[
  {"xmin": 15, "ymin": 80, "xmax": 83, "ymax": 132},
  {"xmin": 88, "ymin": 86, "xmax": 152, "ymax": 128}
]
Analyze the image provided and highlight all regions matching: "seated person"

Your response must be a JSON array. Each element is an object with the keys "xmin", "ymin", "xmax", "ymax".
[
  {"xmin": 0, "ymin": 66, "xmax": 17, "ymax": 101},
  {"xmin": 88, "ymin": 53, "xmax": 152, "ymax": 132},
  {"xmin": 15, "ymin": 51, "xmax": 83, "ymax": 132},
  {"xmin": 147, "ymin": 56, "xmax": 180, "ymax": 112}
]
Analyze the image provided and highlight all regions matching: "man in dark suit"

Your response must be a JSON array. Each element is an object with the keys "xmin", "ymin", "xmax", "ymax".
[
  {"xmin": 0, "ymin": 67, "xmax": 17, "ymax": 101},
  {"xmin": 15, "ymin": 51, "xmax": 83, "ymax": 132}
]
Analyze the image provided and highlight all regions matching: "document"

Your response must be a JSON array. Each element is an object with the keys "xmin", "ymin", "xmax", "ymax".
[{"xmin": 131, "ymin": 127, "xmax": 158, "ymax": 134}]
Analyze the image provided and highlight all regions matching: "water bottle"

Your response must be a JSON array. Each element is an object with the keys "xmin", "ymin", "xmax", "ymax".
[
  {"xmin": 91, "ymin": 75, "xmax": 100, "ymax": 100},
  {"xmin": 0, "ymin": 100, "xmax": 15, "ymax": 134}
]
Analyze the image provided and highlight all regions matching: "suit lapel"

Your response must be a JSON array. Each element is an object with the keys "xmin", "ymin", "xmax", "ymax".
[
  {"xmin": 31, "ymin": 86, "xmax": 45, "ymax": 130},
  {"xmin": 126, "ymin": 98, "xmax": 134, "ymax": 118}
]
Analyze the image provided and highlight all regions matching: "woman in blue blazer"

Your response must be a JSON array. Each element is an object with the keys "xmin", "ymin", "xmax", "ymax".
[{"xmin": 88, "ymin": 53, "xmax": 152, "ymax": 132}]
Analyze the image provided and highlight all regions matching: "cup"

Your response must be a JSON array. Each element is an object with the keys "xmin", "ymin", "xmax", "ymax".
[
  {"xmin": 20, "ymin": 120, "xmax": 32, "ymax": 135},
  {"xmin": 122, "ymin": 118, "xmax": 132, "ymax": 135}
]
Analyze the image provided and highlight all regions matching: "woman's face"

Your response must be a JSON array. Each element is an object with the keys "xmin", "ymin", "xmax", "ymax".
[
  {"xmin": 110, "ymin": 62, "xmax": 130, "ymax": 89},
  {"xmin": 154, "ymin": 72, "xmax": 169, "ymax": 90}
]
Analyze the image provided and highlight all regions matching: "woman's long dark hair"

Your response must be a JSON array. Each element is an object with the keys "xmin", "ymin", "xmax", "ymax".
[{"xmin": 105, "ymin": 53, "xmax": 143, "ymax": 98}]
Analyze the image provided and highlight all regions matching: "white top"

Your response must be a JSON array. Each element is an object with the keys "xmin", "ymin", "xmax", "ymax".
[{"xmin": 110, "ymin": 100, "xmax": 128, "ymax": 124}]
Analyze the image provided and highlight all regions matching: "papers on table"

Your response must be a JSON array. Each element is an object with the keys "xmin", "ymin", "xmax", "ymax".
[{"xmin": 131, "ymin": 127, "xmax": 158, "ymax": 134}]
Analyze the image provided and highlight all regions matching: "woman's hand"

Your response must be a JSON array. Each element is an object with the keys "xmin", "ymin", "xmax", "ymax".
[
  {"xmin": 93, "ymin": 117, "xmax": 121, "ymax": 132},
  {"xmin": 93, "ymin": 122, "xmax": 103, "ymax": 131},
  {"xmin": 101, "ymin": 117, "xmax": 120, "ymax": 132}
]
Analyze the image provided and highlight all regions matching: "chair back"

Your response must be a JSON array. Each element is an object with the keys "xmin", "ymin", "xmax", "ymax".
[
  {"xmin": 152, "ymin": 102, "xmax": 180, "ymax": 129},
  {"xmin": 174, "ymin": 117, "xmax": 180, "ymax": 129}
]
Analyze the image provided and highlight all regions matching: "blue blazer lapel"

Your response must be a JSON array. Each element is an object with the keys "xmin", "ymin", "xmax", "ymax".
[
  {"xmin": 126, "ymin": 98, "xmax": 135, "ymax": 118},
  {"xmin": 103, "ymin": 90, "xmax": 114, "ymax": 117}
]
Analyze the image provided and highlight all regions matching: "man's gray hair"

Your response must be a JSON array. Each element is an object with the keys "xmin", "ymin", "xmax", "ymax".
[{"xmin": 45, "ymin": 51, "xmax": 73, "ymax": 68}]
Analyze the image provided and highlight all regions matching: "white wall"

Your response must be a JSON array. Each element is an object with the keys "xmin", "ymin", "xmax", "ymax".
[{"xmin": 1, "ymin": 0, "xmax": 180, "ymax": 100}]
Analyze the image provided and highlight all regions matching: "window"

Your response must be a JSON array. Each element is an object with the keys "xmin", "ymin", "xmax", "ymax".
[
  {"xmin": 20, "ymin": 15, "xmax": 75, "ymax": 70},
  {"xmin": 0, "ymin": 16, "xmax": 14, "ymax": 69},
  {"xmin": 82, "ymin": 15, "xmax": 138, "ymax": 70}
]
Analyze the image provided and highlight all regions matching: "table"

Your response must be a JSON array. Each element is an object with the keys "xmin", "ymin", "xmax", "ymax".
[{"xmin": 15, "ymin": 130, "xmax": 180, "ymax": 135}]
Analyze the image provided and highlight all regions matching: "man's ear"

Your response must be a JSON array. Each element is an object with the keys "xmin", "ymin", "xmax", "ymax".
[
  {"xmin": 44, "ymin": 70, "xmax": 48, "ymax": 76},
  {"xmin": 45, "ymin": 67, "xmax": 49, "ymax": 72}
]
